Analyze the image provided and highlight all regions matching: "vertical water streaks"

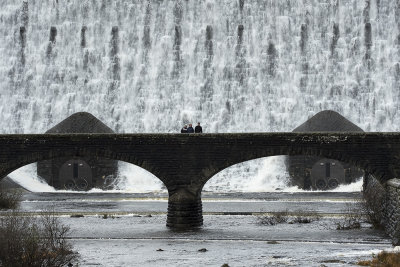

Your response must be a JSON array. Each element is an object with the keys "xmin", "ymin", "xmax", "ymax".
[
  {"xmin": 142, "ymin": 1, "xmax": 152, "ymax": 51},
  {"xmin": 108, "ymin": 26, "xmax": 120, "ymax": 103},
  {"xmin": 330, "ymin": 23, "xmax": 340, "ymax": 58},
  {"xmin": 364, "ymin": 22, "xmax": 373, "ymax": 82},
  {"xmin": 396, "ymin": 0, "xmax": 400, "ymax": 60},
  {"xmin": 239, "ymin": 0, "xmax": 245, "ymax": 21},
  {"xmin": 138, "ymin": 0, "xmax": 151, "ymax": 93},
  {"xmin": 329, "ymin": 23, "xmax": 343, "ymax": 97},
  {"xmin": 21, "ymin": 1, "xmax": 28, "ymax": 29},
  {"xmin": 81, "ymin": 1, "xmax": 90, "ymax": 23},
  {"xmin": 260, "ymin": 39, "xmax": 278, "ymax": 100},
  {"xmin": 201, "ymin": 25, "xmax": 214, "ymax": 104},
  {"xmin": 100, "ymin": 0, "xmax": 109, "ymax": 22},
  {"xmin": 205, "ymin": 26, "xmax": 214, "ymax": 66},
  {"xmin": 395, "ymin": 63, "xmax": 400, "ymax": 103},
  {"xmin": 172, "ymin": 1, "xmax": 183, "ymax": 80},
  {"xmin": 376, "ymin": 0, "xmax": 381, "ymax": 16},
  {"xmin": 153, "ymin": 1, "xmax": 166, "ymax": 45},
  {"xmin": 1, "ymin": 0, "xmax": 400, "ymax": 136},
  {"xmin": 54, "ymin": 0, "xmax": 60, "ymax": 23},
  {"xmin": 396, "ymin": 0, "xmax": 400, "ymax": 99},
  {"xmin": 267, "ymin": 42, "xmax": 278, "ymax": 78},
  {"xmin": 172, "ymin": 25, "xmax": 182, "ymax": 79},
  {"xmin": 235, "ymin": 25, "xmax": 247, "ymax": 89},
  {"xmin": 133, "ymin": 0, "xmax": 152, "ymax": 127},
  {"xmin": 15, "ymin": 26, "xmax": 28, "ymax": 131},
  {"xmin": 46, "ymin": 26, "xmax": 57, "ymax": 61},
  {"xmin": 19, "ymin": 27, "xmax": 26, "ymax": 69},
  {"xmin": 43, "ymin": 26, "xmax": 58, "ymax": 127},
  {"xmin": 81, "ymin": 26, "xmax": 87, "ymax": 48},
  {"xmin": 81, "ymin": 26, "xmax": 89, "ymax": 72},
  {"xmin": 173, "ymin": 0, "xmax": 183, "ymax": 25},
  {"xmin": 300, "ymin": 23, "xmax": 309, "ymax": 91},
  {"xmin": 332, "ymin": 0, "xmax": 340, "ymax": 19},
  {"xmin": 363, "ymin": 0, "xmax": 371, "ymax": 24},
  {"xmin": 396, "ymin": 0, "xmax": 400, "ymax": 30},
  {"xmin": 239, "ymin": 0, "xmax": 245, "ymax": 12}
]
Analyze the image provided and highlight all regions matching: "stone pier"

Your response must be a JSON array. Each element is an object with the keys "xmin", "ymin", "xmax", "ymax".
[
  {"xmin": 364, "ymin": 174, "xmax": 400, "ymax": 246},
  {"xmin": 384, "ymin": 179, "xmax": 400, "ymax": 245}
]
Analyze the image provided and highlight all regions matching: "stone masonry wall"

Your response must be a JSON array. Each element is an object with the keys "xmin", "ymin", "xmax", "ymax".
[
  {"xmin": 384, "ymin": 179, "xmax": 400, "ymax": 246},
  {"xmin": 364, "ymin": 175, "xmax": 400, "ymax": 246}
]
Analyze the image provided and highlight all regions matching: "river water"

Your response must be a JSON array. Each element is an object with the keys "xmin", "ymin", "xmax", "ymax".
[{"xmin": 13, "ymin": 190, "xmax": 394, "ymax": 267}]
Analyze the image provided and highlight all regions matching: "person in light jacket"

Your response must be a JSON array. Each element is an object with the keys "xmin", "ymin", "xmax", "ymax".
[{"xmin": 181, "ymin": 125, "xmax": 188, "ymax": 133}]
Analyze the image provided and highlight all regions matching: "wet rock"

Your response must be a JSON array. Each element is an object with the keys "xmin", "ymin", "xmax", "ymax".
[
  {"xmin": 102, "ymin": 214, "xmax": 116, "ymax": 219},
  {"xmin": 321, "ymin": 259, "xmax": 344, "ymax": 263},
  {"xmin": 272, "ymin": 256, "xmax": 284, "ymax": 259}
]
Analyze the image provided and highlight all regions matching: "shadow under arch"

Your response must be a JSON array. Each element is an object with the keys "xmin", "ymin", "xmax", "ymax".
[
  {"xmin": 5, "ymin": 157, "xmax": 167, "ymax": 193},
  {"xmin": 196, "ymin": 149, "xmax": 372, "ymax": 196},
  {"xmin": 0, "ymin": 148, "xmax": 168, "ymax": 190}
]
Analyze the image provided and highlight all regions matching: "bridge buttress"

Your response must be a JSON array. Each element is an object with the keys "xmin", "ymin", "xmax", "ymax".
[
  {"xmin": 364, "ymin": 174, "xmax": 400, "ymax": 246},
  {"xmin": 166, "ymin": 187, "xmax": 203, "ymax": 228},
  {"xmin": 384, "ymin": 179, "xmax": 400, "ymax": 246}
]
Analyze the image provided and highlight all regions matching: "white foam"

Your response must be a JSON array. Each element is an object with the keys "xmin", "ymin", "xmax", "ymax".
[
  {"xmin": 7, "ymin": 161, "xmax": 165, "ymax": 193},
  {"xmin": 7, "ymin": 163, "xmax": 56, "ymax": 192},
  {"xmin": 106, "ymin": 162, "xmax": 164, "ymax": 193}
]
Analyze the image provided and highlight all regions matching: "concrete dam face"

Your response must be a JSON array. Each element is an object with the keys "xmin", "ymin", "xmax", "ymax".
[{"xmin": 1, "ymin": 0, "xmax": 400, "ymax": 191}]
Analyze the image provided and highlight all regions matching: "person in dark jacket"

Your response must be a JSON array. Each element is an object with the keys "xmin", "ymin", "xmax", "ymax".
[
  {"xmin": 187, "ymin": 124, "xmax": 194, "ymax": 133},
  {"xmin": 181, "ymin": 125, "xmax": 188, "ymax": 133},
  {"xmin": 195, "ymin": 122, "xmax": 202, "ymax": 133}
]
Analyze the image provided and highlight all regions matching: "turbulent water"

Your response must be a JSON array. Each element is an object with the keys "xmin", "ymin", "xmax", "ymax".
[{"xmin": 1, "ymin": 0, "xmax": 399, "ymax": 192}]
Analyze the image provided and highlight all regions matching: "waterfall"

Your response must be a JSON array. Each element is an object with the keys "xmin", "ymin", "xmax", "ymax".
[{"xmin": 1, "ymin": 0, "xmax": 400, "ymax": 192}]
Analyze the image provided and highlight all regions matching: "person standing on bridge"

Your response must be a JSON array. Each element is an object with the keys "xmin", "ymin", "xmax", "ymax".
[
  {"xmin": 187, "ymin": 124, "xmax": 195, "ymax": 133},
  {"xmin": 181, "ymin": 125, "xmax": 188, "ymax": 133},
  {"xmin": 195, "ymin": 122, "xmax": 202, "ymax": 133}
]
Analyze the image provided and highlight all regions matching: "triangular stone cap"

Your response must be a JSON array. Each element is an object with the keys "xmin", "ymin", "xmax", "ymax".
[
  {"xmin": 293, "ymin": 110, "xmax": 364, "ymax": 132},
  {"xmin": 46, "ymin": 112, "xmax": 115, "ymax": 133}
]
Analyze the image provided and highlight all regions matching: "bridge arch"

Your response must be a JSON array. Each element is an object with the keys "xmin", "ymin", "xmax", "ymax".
[
  {"xmin": 0, "ymin": 148, "xmax": 168, "ymax": 188},
  {"xmin": 196, "ymin": 147, "xmax": 373, "ymax": 192}
]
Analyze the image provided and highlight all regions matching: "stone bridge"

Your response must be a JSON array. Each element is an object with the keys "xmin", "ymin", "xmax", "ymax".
[{"xmin": 0, "ymin": 133, "xmax": 399, "ymax": 238}]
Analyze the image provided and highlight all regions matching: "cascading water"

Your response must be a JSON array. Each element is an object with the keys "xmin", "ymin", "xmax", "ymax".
[{"xmin": 1, "ymin": 0, "xmax": 399, "ymax": 192}]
